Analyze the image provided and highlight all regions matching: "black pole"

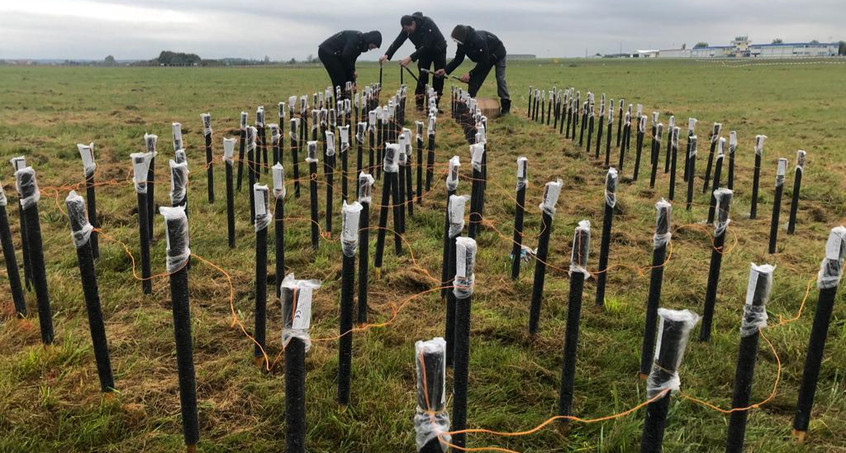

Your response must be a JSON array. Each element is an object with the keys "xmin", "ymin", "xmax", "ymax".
[
  {"xmin": 639, "ymin": 200, "xmax": 672, "ymax": 378},
  {"xmin": 258, "ymin": 108, "xmax": 269, "ymax": 176},
  {"xmin": 404, "ymin": 136, "xmax": 414, "ymax": 218},
  {"xmin": 132, "ymin": 153, "xmax": 153, "ymax": 295},
  {"xmin": 416, "ymin": 122, "xmax": 424, "ymax": 205},
  {"xmin": 699, "ymin": 188, "xmax": 733, "ymax": 342},
  {"xmin": 441, "ymin": 158, "xmax": 460, "ymax": 297},
  {"xmin": 0, "ymin": 185, "xmax": 26, "ymax": 317},
  {"xmin": 605, "ymin": 103, "xmax": 614, "ymax": 167},
  {"xmin": 247, "ymin": 127, "xmax": 257, "ymax": 224},
  {"xmin": 768, "ymin": 159, "xmax": 787, "ymax": 254},
  {"xmin": 787, "ymin": 150, "xmax": 805, "ymax": 235},
  {"xmin": 595, "ymin": 168, "xmax": 618, "ymax": 307},
  {"xmin": 445, "ymin": 193, "xmax": 467, "ymax": 367},
  {"xmin": 618, "ymin": 113, "xmax": 631, "ymax": 173},
  {"xmin": 306, "ymin": 141, "xmax": 320, "ymax": 251},
  {"xmin": 702, "ymin": 123, "xmax": 722, "ymax": 193},
  {"xmin": 160, "ymin": 206, "xmax": 199, "ymax": 451},
  {"xmin": 686, "ymin": 136, "xmax": 698, "ymax": 211},
  {"xmin": 144, "ymin": 136, "xmax": 156, "ymax": 243},
  {"xmin": 253, "ymin": 184, "xmax": 269, "ymax": 363},
  {"xmin": 223, "ymin": 138, "xmax": 236, "ymax": 248},
  {"xmin": 451, "ymin": 237, "xmax": 477, "ymax": 450},
  {"xmin": 668, "ymin": 127, "xmax": 679, "ymax": 201},
  {"xmin": 725, "ymin": 263, "xmax": 774, "ymax": 453},
  {"xmin": 415, "ymin": 338, "xmax": 450, "ymax": 452},
  {"xmin": 511, "ymin": 157, "xmax": 528, "ymax": 280},
  {"xmin": 356, "ymin": 123, "xmax": 365, "ymax": 197},
  {"xmin": 640, "ymin": 308, "xmax": 700, "ymax": 453},
  {"xmin": 468, "ymin": 144, "xmax": 484, "ymax": 239},
  {"xmin": 202, "ymin": 113, "xmax": 214, "ymax": 204},
  {"xmin": 397, "ymin": 142, "xmax": 407, "ymax": 234},
  {"xmin": 237, "ymin": 112, "xmax": 247, "ymax": 191},
  {"xmin": 273, "ymin": 165, "xmax": 285, "ymax": 299},
  {"xmin": 426, "ymin": 116, "xmax": 436, "ymax": 192},
  {"xmin": 281, "ymin": 276, "xmax": 316, "ymax": 453},
  {"xmin": 17, "ymin": 168, "xmax": 53, "ymax": 344},
  {"xmin": 750, "ymin": 135, "xmax": 765, "ymax": 219},
  {"xmin": 616, "ymin": 99, "xmax": 624, "ymax": 147},
  {"xmin": 586, "ymin": 105, "xmax": 595, "ymax": 153},
  {"xmin": 793, "ymin": 226, "xmax": 846, "ymax": 441},
  {"xmin": 649, "ymin": 123, "xmax": 664, "ymax": 188},
  {"xmin": 527, "ymin": 86, "xmax": 533, "ymax": 119},
  {"xmin": 727, "ymin": 131, "xmax": 736, "ymax": 190},
  {"xmin": 683, "ymin": 119, "xmax": 696, "ymax": 183},
  {"xmin": 529, "ymin": 180, "xmax": 562, "ymax": 335},
  {"xmin": 368, "ymin": 112, "xmax": 376, "ymax": 176},
  {"xmin": 325, "ymin": 131, "xmax": 336, "ymax": 236},
  {"xmin": 10, "ymin": 156, "xmax": 33, "ymax": 291},
  {"xmin": 66, "ymin": 191, "xmax": 115, "ymax": 393},
  {"xmin": 664, "ymin": 117, "xmax": 674, "ymax": 174},
  {"xmin": 374, "ymin": 144, "xmax": 401, "ymax": 269},
  {"xmin": 277, "ymin": 102, "xmax": 286, "ymax": 167},
  {"xmin": 357, "ymin": 174, "xmax": 374, "ymax": 324},
  {"xmin": 595, "ymin": 103, "xmax": 605, "ymax": 159},
  {"xmin": 340, "ymin": 126, "xmax": 350, "ymax": 202},
  {"xmin": 578, "ymin": 101, "xmax": 588, "ymax": 147},
  {"xmin": 291, "ymin": 117, "xmax": 301, "ymax": 198},
  {"xmin": 633, "ymin": 116, "xmax": 645, "ymax": 181},
  {"xmin": 78, "ymin": 143, "xmax": 100, "ymax": 259},
  {"xmin": 558, "ymin": 221, "xmax": 591, "ymax": 419},
  {"xmin": 706, "ymin": 140, "xmax": 726, "ymax": 225},
  {"xmin": 338, "ymin": 201, "xmax": 362, "ymax": 405}
]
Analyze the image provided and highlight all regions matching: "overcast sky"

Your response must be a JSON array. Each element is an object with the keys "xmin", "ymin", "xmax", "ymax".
[{"xmin": 0, "ymin": 0, "xmax": 843, "ymax": 60}]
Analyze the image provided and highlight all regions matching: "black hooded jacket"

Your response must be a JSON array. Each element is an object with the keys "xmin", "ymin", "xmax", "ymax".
[
  {"xmin": 444, "ymin": 26, "xmax": 506, "ymax": 77},
  {"xmin": 385, "ymin": 13, "xmax": 447, "ymax": 61},
  {"xmin": 319, "ymin": 30, "xmax": 382, "ymax": 80}
]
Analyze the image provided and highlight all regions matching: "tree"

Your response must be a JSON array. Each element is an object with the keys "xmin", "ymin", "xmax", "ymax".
[
  {"xmin": 103, "ymin": 55, "xmax": 116, "ymax": 66},
  {"xmin": 771, "ymin": 38, "xmax": 783, "ymax": 44},
  {"xmin": 810, "ymin": 39, "xmax": 819, "ymax": 44},
  {"xmin": 694, "ymin": 42, "xmax": 709, "ymax": 48}
]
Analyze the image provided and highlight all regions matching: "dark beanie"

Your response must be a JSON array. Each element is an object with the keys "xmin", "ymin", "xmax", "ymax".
[
  {"xmin": 400, "ymin": 15, "xmax": 413, "ymax": 26},
  {"xmin": 451, "ymin": 25, "xmax": 470, "ymax": 43},
  {"xmin": 364, "ymin": 31, "xmax": 382, "ymax": 48}
]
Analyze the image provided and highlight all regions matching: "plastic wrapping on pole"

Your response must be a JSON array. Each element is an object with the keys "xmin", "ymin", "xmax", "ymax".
[
  {"xmin": 639, "ymin": 200, "xmax": 673, "ymax": 377},
  {"xmin": 664, "ymin": 117, "xmax": 674, "ymax": 174},
  {"xmin": 594, "ymin": 112, "xmax": 604, "ymax": 159},
  {"xmin": 444, "ymin": 194, "xmax": 467, "ymax": 366},
  {"xmin": 237, "ymin": 112, "xmax": 247, "ymax": 191},
  {"xmin": 415, "ymin": 338, "xmax": 450, "ymax": 452},
  {"xmin": 160, "ymin": 206, "xmax": 198, "ymax": 449},
  {"xmin": 440, "ymin": 188, "xmax": 456, "ymax": 298},
  {"xmin": 605, "ymin": 110, "xmax": 613, "ymax": 166},
  {"xmin": 787, "ymin": 150, "xmax": 806, "ymax": 235},
  {"xmin": 769, "ymin": 158, "xmax": 787, "ymax": 254},
  {"xmin": 511, "ymin": 158, "xmax": 528, "ymax": 280},
  {"xmin": 223, "ymin": 138, "xmax": 236, "ymax": 249},
  {"xmin": 307, "ymin": 141, "xmax": 320, "ymax": 251},
  {"xmin": 79, "ymin": 143, "xmax": 101, "ymax": 259},
  {"xmin": 640, "ymin": 309, "xmax": 700, "ymax": 453},
  {"xmin": 649, "ymin": 124, "xmax": 664, "ymax": 188},
  {"xmin": 706, "ymin": 147, "xmax": 725, "ymax": 225},
  {"xmin": 338, "ymin": 201, "xmax": 361, "ymax": 405},
  {"xmin": 725, "ymin": 263, "xmax": 774, "ymax": 452},
  {"xmin": 793, "ymin": 226, "xmax": 846, "ymax": 438},
  {"xmin": 616, "ymin": 101, "xmax": 624, "ymax": 147},
  {"xmin": 703, "ymin": 123, "xmax": 722, "ymax": 194},
  {"xmin": 595, "ymin": 168, "xmax": 617, "ymax": 307},
  {"xmin": 668, "ymin": 128, "xmax": 680, "ymax": 201},
  {"xmin": 324, "ymin": 151, "xmax": 335, "ymax": 235},
  {"xmin": 685, "ymin": 136, "xmax": 698, "ymax": 211},
  {"xmin": 291, "ymin": 118, "xmax": 301, "ymax": 198},
  {"xmin": 683, "ymin": 119, "xmax": 696, "ymax": 183},
  {"xmin": 0, "ymin": 195, "xmax": 26, "ymax": 316},
  {"xmin": 253, "ymin": 184, "xmax": 271, "ymax": 362},
  {"xmin": 451, "ymin": 237, "xmax": 476, "ymax": 450},
  {"xmin": 11, "ymin": 157, "xmax": 34, "ymax": 291},
  {"xmin": 247, "ymin": 127, "xmax": 257, "ymax": 223},
  {"xmin": 699, "ymin": 188, "xmax": 733, "ymax": 342},
  {"xmin": 132, "ymin": 155, "xmax": 153, "ymax": 295},
  {"xmin": 633, "ymin": 118, "xmax": 645, "ymax": 181},
  {"xmin": 66, "ymin": 191, "xmax": 115, "ymax": 392},
  {"xmin": 559, "ymin": 221, "xmax": 591, "ymax": 419},
  {"xmin": 356, "ymin": 195, "xmax": 371, "ymax": 323},
  {"xmin": 750, "ymin": 135, "xmax": 766, "ymax": 219},
  {"xmin": 529, "ymin": 179, "xmax": 562, "ymax": 334},
  {"xmin": 618, "ymin": 117, "xmax": 630, "ymax": 173},
  {"xmin": 201, "ymin": 113, "xmax": 214, "ymax": 204},
  {"xmin": 416, "ymin": 127, "xmax": 423, "ymax": 205}
]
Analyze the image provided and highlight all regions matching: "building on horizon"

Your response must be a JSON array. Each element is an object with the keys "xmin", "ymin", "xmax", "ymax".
[{"xmin": 657, "ymin": 36, "xmax": 839, "ymax": 58}]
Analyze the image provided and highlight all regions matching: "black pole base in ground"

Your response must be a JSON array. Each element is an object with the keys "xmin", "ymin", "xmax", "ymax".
[
  {"xmin": 309, "ymin": 161, "xmax": 320, "ymax": 251},
  {"xmin": 338, "ymin": 253, "xmax": 355, "ymax": 405},
  {"xmin": 254, "ymin": 225, "xmax": 268, "ymax": 363},
  {"xmin": 699, "ymin": 232, "xmax": 726, "ymax": 342},
  {"xmin": 285, "ymin": 337, "xmax": 307, "ymax": 453},
  {"xmin": 0, "ymin": 205, "xmax": 26, "ymax": 317},
  {"xmin": 137, "ymin": 192, "xmax": 152, "ymax": 295},
  {"xmin": 639, "ymin": 244, "xmax": 668, "ymax": 377},
  {"xmin": 23, "ymin": 202, "xmax": 54, "ymax": 344},
  {"xmin": 528, "ymin": 212, "xmax": 553, "ymax": 334},
  {"xmin": 357, "ymin": 202, "xmax": 370, "ymax": 324},
  {"xmin": 510, "ymin": 186, "xmax": 526, "ymax": 280},
  {"xmin": 558, "ymin": 272, "xmax": 586, "ymax": 419},
  {"xmin": 452, "ymin": 294, "xmax": 472, "ymax": 449},
  {"xmin": 226, "ymin": 163, "xmax": 235, "ymax": 248},
  {"xmin": 595, "ymin": 203, "xmax": 614, "ymax": 307},
  {"xmin": 640, "ymin": 392, "xmax": 671, "ymax": 453}
]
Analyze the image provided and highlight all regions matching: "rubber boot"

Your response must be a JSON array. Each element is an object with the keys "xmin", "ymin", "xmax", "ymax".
[{"xmin": 500, "ymin": 98, "xmax": 511, "ymax": 115}]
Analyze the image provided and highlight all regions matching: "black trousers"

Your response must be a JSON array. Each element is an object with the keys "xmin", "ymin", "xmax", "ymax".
[
  {"xmin": 415, "ymin": 50, "xmax": 446, "ymax": 104},
  {"xmin": 467, "ymin": 56, "xmax": 510, "ymax": 101},
  {"xmin": 319, "ymin": 48, "xmax": 352, "ymax": 95}
]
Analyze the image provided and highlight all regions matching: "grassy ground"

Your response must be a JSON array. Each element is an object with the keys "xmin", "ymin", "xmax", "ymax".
[{"xmin": 0, "ymin": 58, "xmax": 844, "ymax": 452}]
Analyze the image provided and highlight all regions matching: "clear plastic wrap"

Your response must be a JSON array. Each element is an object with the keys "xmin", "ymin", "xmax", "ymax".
[
  {"xmin": 306, "ymin": 141, "xmax": 319, "ymax": 163},
  {"xmin": 672, "ymin": 127, "xmax": 680, "ymax": 148},
  {"xmin": 172, "ymin": 122, "xmax": 183, "ymax": 151},
  {"xmin": 653, "ymin": 199, "xmax": 672, "ymax": 249},
  {"xmin": 646, "ymin": 308, "xmax": 700, "ymax": 398},
  {"xmin": 77, "ymin": 142, "xmax": 96, "ymax": 177},
  {"xmin": 175, "ymin": 149, "xmax": 187, "ymax": 165},
  {"xmin": 169, "ymin": 159, "xmax": 189, "ymax": 204},
  {"xmin": 14, "ymin": 166, "xmax": 40, "ymax": 210},
  {"xmin": 470, "ymin": 143, "xmax": 485, "ymax": 172},
  {"xmin": 540, "ymin": 179, "xmax": 563, "ymax": 217},
  {"xmin": 325, "ymin": 131, "xmax": 336, "ymax": 157},
  {"xmin": 281, "ymin": 273, "xmax": 322, "ymax": 352},
  {"xmin": 625, "ymin": 111, "xmax": 631, "ymax": 127},
  {"xmin": 453, "ymin": 237, "xmax": 477, "ymax": 299},
  {"xmin": 713, "ymin": 188, "xmax": 733, "ymax": 237},
  {"xmin": 290, "ymin": 118, "xmax": 300, "ymax": 141},
  {"xmin": 240, "ymin": 111, "xmax": 248, "ymax": 131},
  {"xmin": 740, "ymin": 263, "xmax": 774, "ymax": 337},
  {"xmin": 428, "ymin": 115, "xmax": 436, "ymax": 137},
  {"xmin": 356, "ymin": 122, "xmax": 366, "ymax": 144},
  {"xmin": 223, "ymin": 137, "xmax": 237, "ymax": 164},
  {"xmin": 254, "ymin": 184, "xmax": 270, "ymax": 232},
  {"xmin": 398, "ymin": 134, "xmax": 408, "ymax": 166},
  {"xmin": 288, "ymin": 96, "xmax": 297, "ymax": 117},
  {"xmin": 358, "ymin": 172, "xmax": 375, "ymax": 204},
  {"xmin": 668, "ymin": 115, "xmax": 675, "ymax": 130},
  {"xmin": 131, "ymin": 152, "xmax": 154, "ymax": 194},
  {"xmin": 638, "ymin": 115, "xmax": 646, "ymax": 134},
  {"xmin": 369, "ymin": 110, "xmax": 378, "ymax": 131},
  {"xmin": 341, "ymin": 201, "xmax": 363, "ymax": 257},
  {"xmin": 776, "ymin": 158, "xmax": 787, "ymax": 187},
  {"xmin": 754, "ymin": 135, "xmax": 766, "ymax": 156},
  {"xmin": 383, "ymin": 143, "xmax": 399, "ymax": 173},
  {"xmin": 278, "ymin": 102, "xmax": 286, "ymax": 120},
  {"xmin": 339, "ymin": 126, "xmax": 350, "ymax": 153},
  {"xmin": 272, "ymin": 163, "xmax": 286, "ymax": 200},
  {"xmin": 247, "ymin": 126, "xmax": 257, "ymax": 155},
  {"xmin": 717, "ymin": 137, "xmax": 726, "ymax": 157},
  {"xmin": 448, "ymin": 195, "xmax": 469, "ymax": 238},
  {"xmin": 414, "ymin": 337, "xmax": 450, "ymax": 452},
  {"xmin": 269, "ymin": 123, "xmax": 281, "ymax": 146},
  {"xmin": 688, "ymin": 118, "xmax": 697, "ymax": 133},
  {"xmin": 65, "ymin": 190, "xmax": 93, "ymax": 248},
  {"xmin": 299, "ymin": 96, "xmax": 308, "ymax": 115},
  {"xmin": 689, "ymin": 136, "xmax": 698, "ymax": 158},
  {"xmin": 445, "ymin": 156, "xmax": 460, "ymax": 192},
  {"xmin": 476, "ymin": 122, "xmax": 486, "ymax": 145},
  {"xmin": 328, "ymin": 108, "xmax": 336, "ymax": 129},
  {"xmin": 817, "ymin": 226, "xmax": 846, "ymax": 289},
  {"xmin": 256, "ymin": 106, "xmax": 265, "ymax": 127},
  {"xmin": 0, "ymin": 181, "xmax": 6, "ymax": 206},
  {"xmin": 729, "ymin": 131, "xmax": 737, "ymax": 156},
  {"xmin": 607, "ymin": 100, "xmax": 614, "ymax": 123},
  {"xmin": 655, "ymin": 123, "xmax": 664, "ymax": 142},
  {"xmin": 569, "ymin": 220, "xmax": 591, "ymax": 277},
  {"xmin": 711, "ymin": 122, "xmax": 722, "ymax": 144},
  {"xmin": 145, "ymin": 133, "xmax": 157, "ymax": 154},
  {"xmin": 160, "ymin": 205, "xmax": 191, "ymax": 273},
  {"xmin": 311, "ymin": 111, "xmax": 319, "ymax": 134},
  {"xmin": 201, "ymin": 113, "xmax": 212, "ymax": 136},
  {"xmin": 415, "ymin": 121, "xmax": 424, "ymax": 139},
  {"xmin": 795, "ymin": 150, "xmax": 806, "ymax": 174},
  {"xmin": 516, "ymin": 156, "xmax": 528, "ymax": 191},
  {"xmin": 605, "ymin": 167, "xmax": 618, "ymax": 208}
]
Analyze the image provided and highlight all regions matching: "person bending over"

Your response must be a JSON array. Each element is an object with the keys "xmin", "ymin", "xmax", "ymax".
[
  {"xmin": 436, "ymin": 24, "xmax": 510, "ymax": 114},
  {"xmin": 380, "ymin": 12, "xmax": 447, "ymax": 111},
  {"xmin": 318, "ymin": 30, "xmax": 382, "ymax": 98}
]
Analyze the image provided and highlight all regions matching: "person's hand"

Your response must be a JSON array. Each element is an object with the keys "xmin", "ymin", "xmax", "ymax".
[
  {"xmin": 379, "ymin": 54, "xmax": 388, "ymax": 64},
  {"xmin": 434, "ymin": 69, "xmax": 446, "ymax": 77},
  {"xmin": 400, "ymin": 56, "xmax": 412, "ymax": 67},
  {"xmin": 459, "ymin": 73, "xmax": 470, "ymax": 83}
]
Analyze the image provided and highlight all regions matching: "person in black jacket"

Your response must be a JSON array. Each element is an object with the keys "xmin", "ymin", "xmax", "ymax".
[
  {"xmin": 436, "ymin": 25, "xmax": 510, "ymax": 114},
  {"xmin": 318, "ymin": 30, "xmax": 382, "ymax": 98},
  {"xmin": 379, "ymin": 12, "xmax": 447, "ymax": 110}
]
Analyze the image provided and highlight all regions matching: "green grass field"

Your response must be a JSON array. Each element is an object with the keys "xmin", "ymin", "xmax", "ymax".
[{"xmin": 0, "ymin": 58, "xmax": 844, "ymax": 452}]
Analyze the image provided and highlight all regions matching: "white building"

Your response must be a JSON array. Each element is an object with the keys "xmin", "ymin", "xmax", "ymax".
[{"xmin": 657, "ymin": 37, "xmax": 839, "ymax": 59}]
